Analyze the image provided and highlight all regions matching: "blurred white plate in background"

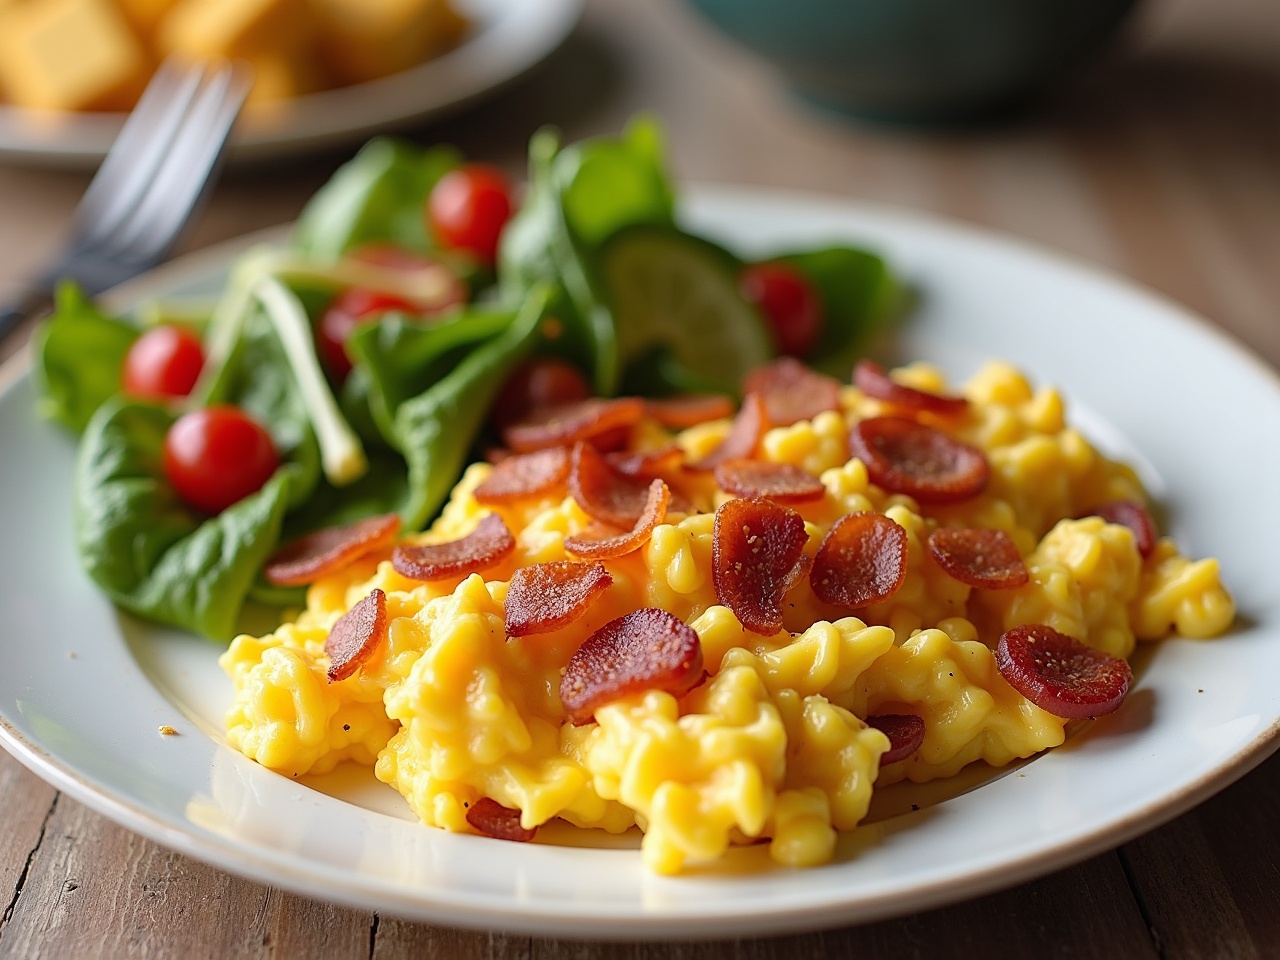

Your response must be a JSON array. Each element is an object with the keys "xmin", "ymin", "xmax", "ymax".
[{"xmin": 0, "ymin": 0, "xmax": 583, "ymax": 167}]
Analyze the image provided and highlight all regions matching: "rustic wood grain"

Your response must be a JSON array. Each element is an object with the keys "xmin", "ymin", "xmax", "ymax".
[
  {"xmin": 0, "ymin": 793, "xmax": 373, "ymax": 959},
  {"xmin": 0, "ymin": 752, "xmax": 59, "ymax": 934},
  {"xmin": 1, "ymin": 0, "xmax": 1278, "ymax": 956},
  {"xmin": 1122, "ymin": 752, "xmax": 1280, "ymax": 959}
]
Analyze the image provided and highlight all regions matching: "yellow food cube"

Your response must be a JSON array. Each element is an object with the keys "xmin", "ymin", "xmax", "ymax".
[
  {"xmin": 0, "ymin": 0, "xmax": 149, "ymax": 111},
  {"xmin": 156, "ymin": 0, "xmax": 309, "ymax": 60},
  {"xmin": 117, "ymin": 0, "xmax": 179, "ymax": 35},
  {"xmin": 309, "ymin": 0, "xmax": 467, "ymax": 84},
  {"xmin": 241, "ymin": 49, "xmax": 321, "ymax": 107}
]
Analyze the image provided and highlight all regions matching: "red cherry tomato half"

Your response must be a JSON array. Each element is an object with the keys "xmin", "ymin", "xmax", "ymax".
[
  {"xmin": 163, "ymin": 405, "xmax": 280, "ymax": 515},
  {"xmin": 318, "ymin": 288, "xmax": 421, "ymax": 383},
  {"xmin": 427, "ymin": 164, "xmax": 514, "ymax": 266},
  {"xmin": 490, "ymin": 358, "xmax": 592, "ymax": 429},
  {"xmin": 121, "ymin": 325, "xmax": 205, "ymax": 400},
  {"xmin": 739, "ymin": 261, "xmax": 824, "ymax": 359}
]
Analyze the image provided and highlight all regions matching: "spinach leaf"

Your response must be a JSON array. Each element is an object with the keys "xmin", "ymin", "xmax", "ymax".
[
  {"xmin": 499, "ymin": 117, "xmax": 675, "ymax": 393},
  {"xmin": 346, "ymin": 307, "xmax": 510, "ymax": 442},
  {"xmin": 75, "ymin": 399, "xmax": 295, "ymax": 639},
  {"xmin": 392, "ymin": 286, "xmax": 550, "ymax": 528},
  {"xmin": 34, "ymin": 283, "xmax": 137, "ymax": 434},
  {"xmin": 201, "ymin": 305, "xmax": 322, "ymax": 508},
  {"xmin": 293, "ymin": 137, "xmax": 462, "ymax": 260},
  {"xmin": 778, "ymin": 247, "xmax": 904, "ymax": 376}
]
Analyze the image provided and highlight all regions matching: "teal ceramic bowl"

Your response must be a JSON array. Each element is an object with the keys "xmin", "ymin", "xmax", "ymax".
[{"xmin": 683, "ymin": 0, "xmax": 1138, "ymax": 123}]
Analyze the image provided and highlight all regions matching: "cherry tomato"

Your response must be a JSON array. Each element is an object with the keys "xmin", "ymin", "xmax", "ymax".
[
  {"xmin": 318, "ymin": 288, "xmax": 421, "ymax": 383},
  {"xmin": 121, "ymin": 325, "xmax": 205, "ymax": 400},
  {"xmin": 490, "ymin": 358, "xmax": 591, "ymax": 428},
  {"xmin": 739, "ymin": 261, "xmax": 824, "ymax": 358},
  {"xmin": 163, "ymin": 405, "xmax": 280, "ymax": 515},
  {"xmin": 427, "ymin": 164, "xmax": 514, "ymax": 266}
]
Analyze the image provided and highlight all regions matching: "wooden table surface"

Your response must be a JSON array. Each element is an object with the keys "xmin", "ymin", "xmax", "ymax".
[{"xmin": 2, "ymin": 0, "xmax": 1278, "ymax": 956}]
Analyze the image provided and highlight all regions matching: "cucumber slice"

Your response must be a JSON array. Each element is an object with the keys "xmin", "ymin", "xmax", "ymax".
[{"xmin": 602, "ymin": 225, "xmax": 773, "ymax": 395}]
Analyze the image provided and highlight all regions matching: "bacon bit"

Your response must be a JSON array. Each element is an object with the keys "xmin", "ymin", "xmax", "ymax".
[
  {"xmin": 867, "ymin": 714, "xmax": 925, "ymax": 765},
  {"xmin": 474, "ymin": 447, "xmax": 571, "ymax": 504},
  {"xmin": 1087, "ymin": 500, "xmax": 1158, "ymax": 558},
  {"xmin": 565, "ymin": 479, "xmax": 670, "ymax": 559},
  {"xmin": 325, "ymin": 589, "xmax": 389, "ymax": 682},
  {"xmin": 585, "ymin": 424, "xmax": 633, "ymax": 453},
  {"xmin": 606, "ymin": 445, "xmax": 685, "ymax": 479},
  {"xmin": 504, "ymin": 561, "xmax": 613, "ymax": 637},
  {"xmin": 391, "ymin": 513, "xmax": 515, "ymax": 581},
  {"xmin": 569, "ymin": 441, "xmax": 654, "ymax": 528},
  {"xmin": 465, "ymin": 797, "xmax": 537, "ymax": 842},
  {"xmin": 714, "ymin": 459, "xmax": 825, "ymax": 504},
  {"xmin": 712, "ymin": 497, "xmax": 810, "ymax": 634},
  {"xmin": 853, "ymin": 359, "xmax": 968, "ymax": 416},
  {"xmin": 743, "ymin": 357, "xmax": 842, "ymax": 426},
  {"xmin": 264, "ymin": 513, "xmax": 401, "ymax": 586},
  {"xmin": 927, "ymin": 527, "xmax": 1029, "ymax": 590},
  {"xmin": 996, "ymin": 624, "xmax": 1132, "ymax": 719},
  {"xmin": 645, "ymin": 394, "xmax": 736, "ymax": 429},
  {"xmin": 811, "ymin": 512, "xmax": 908, "ymax": 609},
  {"xmin": 849, "ymin": 416, "xmax": 989, "ymax": 503},
  {"xmin": 503, "ymin": 397, "xmax": 646, "ymax": 453},
  {"xmin": 687, "ymin": 392, "xmax": 769, "ymax": 471},
  {"xmin": 559, "ymin": 608, "xmax": 703, "ymax": 724}
]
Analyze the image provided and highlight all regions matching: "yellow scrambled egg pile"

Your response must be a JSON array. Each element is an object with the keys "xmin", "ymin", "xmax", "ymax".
[{"xmin": 220, "ymin": 361, "xmax": 1235, "ymax": 874}]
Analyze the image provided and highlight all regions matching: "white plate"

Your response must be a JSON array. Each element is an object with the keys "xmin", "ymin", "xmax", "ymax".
[
  {"xmin": 2, "ymin": 189, "xmax": 1280, "ymax": 940},
  {"xmin": 0, "ymin": 0, "xmax": 582, "ymax": 166}
]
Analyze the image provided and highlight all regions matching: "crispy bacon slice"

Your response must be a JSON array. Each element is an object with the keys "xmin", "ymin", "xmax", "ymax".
[
  {"xmin": 559, "ymin": 608, "xmax": 704, "ymax": 724},
  {"xmin": 714, "ymin": 459, "xmax": 825, "ymax": 504},
  {"xmin": 569, "ymin": 441, "xmax": 655, "ymax": 529},
  {"xmin": 996, "ymin": 624, "xmax": 1132, "ymax": 719},
  {"xmin": 645, "ymin": 394, "xmax": 736, "ymax": 429},
  {"xmin": 927, "ymin": 527, "xmax": 1028, "ymax": 590},
  {"xmin": 264, "ymin": 513, "xmax": 401, "ymax": 587},
  {"xmin": 504, "ymin": 561, "xmax": 613, "ymax": 637},
  {"xmin": 606, "ymin": 445, "xmax": 685, "ymax": 480},
  {"xmin": 391, "ymin": 513, "xmax": 515, "ymax": 581},
  {"xmin": 325, "ymin": 588, "xmax": 388, "ymax": 682},
  {"xmin": 687, "ymin": 392, "xmax": 768, "ymax": 471},
  {"xmin": 503, "ymin": 397, "xmax": 645, "ymax": 453},
  {"xmin": 867, "ymin": 714, "xmax": 925, "ymax": 765},
  {"xmin": 1087, "ymin": 500, "xmax": 1158, "ymax": 558},
  {"xmin": 849, "ymin": 416, "xmax": 989, "ymax": 503},
  {"xmin": 811, "ymin": 512, "xmax": 908, "ymax": 608},
  {"xmin": 712, "ymin": 496, "xmax": 810, "ymax": 634},
  {"xmin": 743, "ymin": 357, "xmax": 842, "ymax": 426},
  {"xmin": 465, "ymin": 797, "xmax": 537, "ymax": 842},
  {"xmin": 474, "ymin": 447, "xmax": 571, "ymax": 504},
  {"xmin": 853, "ymin": 359, "xmax": 968, "ymax": 416},
  {"xmin": 564, "ymin": 479, "xmax": 670, "ymax": 559}
]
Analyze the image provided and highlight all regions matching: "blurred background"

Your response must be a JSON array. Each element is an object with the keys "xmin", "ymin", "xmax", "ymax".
[{"xmin": 0, "ymin": 0, "xmax": 1276, "ymax": 365}]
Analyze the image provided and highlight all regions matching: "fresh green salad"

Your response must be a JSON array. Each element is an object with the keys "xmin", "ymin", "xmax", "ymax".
[{"xmin": 34, "ymin": 118, "xmax": 901, "ymax": 640}]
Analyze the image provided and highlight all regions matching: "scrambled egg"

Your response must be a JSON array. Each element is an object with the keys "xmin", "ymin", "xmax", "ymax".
[{"xmin": 220, "ymin": 361, "xmax": 1235, "ymax": 874}]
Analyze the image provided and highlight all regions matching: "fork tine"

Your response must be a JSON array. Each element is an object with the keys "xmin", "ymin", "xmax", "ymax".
[
  {"xmin": 72, "ymin": 61, "xmax": 206, "ymax": 250},
  {"xmin": 109, "ymin": 63, "xmax": 250, "ymax": 266}
]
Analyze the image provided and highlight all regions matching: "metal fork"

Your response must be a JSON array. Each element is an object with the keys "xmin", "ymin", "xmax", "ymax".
[{"xmin": 0, "ymin": 60, "xmax": 251, "ymax": 343}]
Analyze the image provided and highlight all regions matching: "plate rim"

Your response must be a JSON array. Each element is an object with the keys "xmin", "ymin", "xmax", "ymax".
[{"xmin": 2, "ymin": 186, "xmax": 1279, "ymax": 938}]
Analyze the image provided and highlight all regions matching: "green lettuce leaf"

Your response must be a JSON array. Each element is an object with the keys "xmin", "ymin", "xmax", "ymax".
[
  {"xmin": 75, "ymin": 399, "xmax": 295, "ymax": 639},
  {"xmin": 34, "ymin": 283, "xmax": 138, "ymax": 434},
  {"xmin": 292, "ymin": 137, "xmax": 462, "ymax": 259}
]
